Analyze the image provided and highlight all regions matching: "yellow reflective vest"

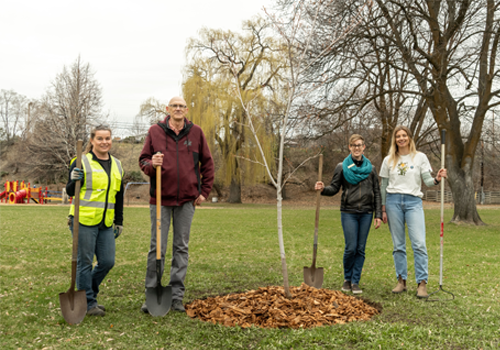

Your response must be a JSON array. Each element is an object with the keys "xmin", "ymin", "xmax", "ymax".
[{"xmin": 69, "ymin": 153, "xmax": 123, "ymax": 227}]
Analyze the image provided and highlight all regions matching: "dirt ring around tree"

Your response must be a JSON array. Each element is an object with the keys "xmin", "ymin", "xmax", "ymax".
[{"xmin": 185, "ymin": 283, "xmax": 381, "ymax": 329}]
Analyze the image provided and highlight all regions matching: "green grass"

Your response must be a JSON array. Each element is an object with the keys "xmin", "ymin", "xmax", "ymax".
[{"xmin": 1, "ymin": 204, "xmax": 499, "ymax": 349}]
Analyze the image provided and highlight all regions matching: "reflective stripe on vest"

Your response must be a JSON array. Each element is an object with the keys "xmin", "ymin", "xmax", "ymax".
[{"xmin": 69, "ymin": 153, "xmax": 123, "ymax": 227}]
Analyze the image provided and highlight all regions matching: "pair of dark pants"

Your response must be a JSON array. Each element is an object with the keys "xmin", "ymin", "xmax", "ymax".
[
  {"xmin": 70, "ymin": 218, "xmax": 115, "ymax": 311},
  {"xmin": 340, "ymin": 212, "xmax": 373, "ymax": 284},
  {"xmin": 145, "ymin": 202, "xmax": 195, "ymax": 301}
]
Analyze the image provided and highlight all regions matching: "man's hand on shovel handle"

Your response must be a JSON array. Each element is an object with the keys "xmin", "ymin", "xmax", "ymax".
[{"xmin": 152, "ymin": 153, "xmax": 163, "ymax": 168}]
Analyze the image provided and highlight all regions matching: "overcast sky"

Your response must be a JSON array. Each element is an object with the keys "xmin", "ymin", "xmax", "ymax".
[{"xmin": 1, "ymin": 0, "xmax": 272, "ymax": 135}]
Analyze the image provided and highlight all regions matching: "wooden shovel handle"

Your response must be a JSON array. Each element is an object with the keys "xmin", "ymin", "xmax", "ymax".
[
  {"xmin": 156, "ymin": 158, "xmax": 162, "ymax": 260},
  {"xmin": 312, "ymin": 154, "xmax": 323, "ymax": 261},
  {"xmin": 71, "ymin": 140, "xmax": 83, "ymax": 289}
]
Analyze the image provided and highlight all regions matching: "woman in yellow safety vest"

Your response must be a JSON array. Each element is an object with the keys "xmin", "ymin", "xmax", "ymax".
[{"xmin": 66, "ymin": 125, "xmax": 124, "ymax": 317}]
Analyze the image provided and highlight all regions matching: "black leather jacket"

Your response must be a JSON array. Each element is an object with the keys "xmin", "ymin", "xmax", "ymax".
[{"xmin": 321, "ymin": 162, "xmax": 382, "ymax": 219}]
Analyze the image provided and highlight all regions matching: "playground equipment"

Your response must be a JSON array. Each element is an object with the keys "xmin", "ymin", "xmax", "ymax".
[
  {"xmin": 0, "ymin": 180, "xmax": 70, "ymax": 205},
  {"xmin": 1, "ymin": 180, "xmax": 44, "ymax": 204}
]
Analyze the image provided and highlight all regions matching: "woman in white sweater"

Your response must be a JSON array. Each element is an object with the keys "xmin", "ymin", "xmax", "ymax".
[{"xmin": 380, "ymin": 125, "xmax": 447, "ymax": 298}]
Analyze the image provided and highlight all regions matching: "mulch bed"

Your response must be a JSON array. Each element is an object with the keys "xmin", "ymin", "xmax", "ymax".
[{"xmin": 186, "ymin": 283, "xmax": 380, "ymax": 329}]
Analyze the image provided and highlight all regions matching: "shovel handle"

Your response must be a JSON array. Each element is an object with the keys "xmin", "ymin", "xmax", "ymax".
[
  {"xmin": 312, "ymin": 154, "xmax": 323, "ymax": 260},
  {"xmin": 156, "ymin": 157, "xmax": 162, "ymax": 260},
  {"xmin": 440, "ymin": 130, "xmax": 446, "ymax": 219},
  {"xmin": 71, "ymin": 140, "xmax": 83, "ymax": 290},
  {"xmin": 439, "ymin": 130, "xmax": 446, "ymax": 285}
]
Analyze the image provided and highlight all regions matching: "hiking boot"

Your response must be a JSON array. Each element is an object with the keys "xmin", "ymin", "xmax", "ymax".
[
  {"xmin": 392, "ymin": 275, "xmax": 407, "ymax": 294},
  {"xmin": 97, "ymin": 304, "xmax": 106, "ymax": 311},
  {"xmin": 416, "ymin": 281, "xmax": 429, "ymax": 299},
  {"xmin": 172, "ymin": 299, "xmax": 186, "ymax": 312},
  {"xmin": 351, "ymin": 284, "xmax": 363, "ymax": 295},
  {"xmin": 140, "ymin": 302, "xmax": 148, "ymax": 313},
  {"xmin": 341, "ymin": 280, "xmax": 352, "ymax": 292},
  {"xmin": 87, "ymin": 306, "xmax": 105, "ymax": 317}
]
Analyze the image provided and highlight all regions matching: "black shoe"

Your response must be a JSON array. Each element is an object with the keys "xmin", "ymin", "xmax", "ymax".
[
  {"xmin": 351, "ymin": 284, "xmax": 363, "ymax": 295},
  {"xmin": 341, "ymin": 280, "xmax": 352, "ymax": 292},
  {"xmin": 97, "ymin": 304, "xmax": 106, "ymax": 311},
  {"xmin": 87, "ymin": 306, "xmax": 105, "ymax": 316},
  {"xmin": 141, "ymin": 302, "xmax": 148, "ymax": 313},
  {"xmin": 172, "ymin": 299, "xmax": 185, "ymax": 312}
]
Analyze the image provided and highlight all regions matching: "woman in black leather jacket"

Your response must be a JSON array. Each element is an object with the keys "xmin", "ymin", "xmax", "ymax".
[{"xmin": 315, "ymin": 134, "xmax": 382, "ymax": 294}]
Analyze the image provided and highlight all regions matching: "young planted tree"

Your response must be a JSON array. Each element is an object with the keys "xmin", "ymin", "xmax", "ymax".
[{"xmin": 227, "ymin": 1, "xmax": 372, "ymax": 296}]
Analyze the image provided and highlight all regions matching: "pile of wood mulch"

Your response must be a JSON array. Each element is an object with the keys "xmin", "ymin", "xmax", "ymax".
[{"xmin": 186, "ymin": 283, "xmax": 380, "ymax": 329}]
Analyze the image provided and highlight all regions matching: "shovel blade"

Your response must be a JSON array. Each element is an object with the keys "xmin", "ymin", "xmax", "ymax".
[
  {"xmin": 59, "ymin": 289, "xmax": 87, "ymax": 324},
  {"xmin": 145, "ymin": 285, "xmax": 172, "ymax": 317},
  {"xmin": 303, "ymin": 266, "xmax": 324, "ymax": 289}
]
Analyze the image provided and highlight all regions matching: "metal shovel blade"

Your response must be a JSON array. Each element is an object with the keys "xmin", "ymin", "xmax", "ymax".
[
  {"xmin": 145, "ymin": 285, "xmax": 172, "ymax": 317},
  {"xmin": 303, "ymin": 155, "xmax": 324, "ymax": 289},
  {"xmin": 303, "ymin": 266, "xmax": 324, "ymax": 289},
  {"xmin": 145, "ymin": 259, "xmax": 172, "ymax": 317},
  {"xmin": 59, "ymin": 289, "xmax": 87, "ymax": 324}
]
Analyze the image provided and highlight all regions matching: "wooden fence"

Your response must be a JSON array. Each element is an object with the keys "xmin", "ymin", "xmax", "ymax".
[{"xmin": 423, "ymin": 190, "xmax": 500, "ymax": 204}]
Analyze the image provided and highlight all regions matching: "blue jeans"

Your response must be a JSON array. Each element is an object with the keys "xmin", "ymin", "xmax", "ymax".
[
  {"xmin": 70, "ymin": 218, "xmax": 115, "ymax": 311},
  {"xmin": 386, "ymin": 193, "xmax": 428, "ymax": 283},
  {"xmin": 340, "ymin": 212, "xmax": 373, "ymax": 284}
]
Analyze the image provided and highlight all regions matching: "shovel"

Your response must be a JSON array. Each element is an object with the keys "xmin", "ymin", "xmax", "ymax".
[
  {"xmin": 304, "ymin": 154, "xmax": 324, "ymax": 289},
  {"xmin": 145, "ymin": 161, "xmax": 172, "ymax": 316},
  {"xmin": 59, "ymin": 140, "xmax": 87, "ymax": 324}
]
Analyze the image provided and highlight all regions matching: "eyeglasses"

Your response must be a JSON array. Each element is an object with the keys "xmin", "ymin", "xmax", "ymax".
[
  {"xmin": 169, "ymin": 104, "xmax": 187, "ymax": 109},
  {"xmin": 350, "ymin": 143, "xmax": 364, "ymax": 149}
]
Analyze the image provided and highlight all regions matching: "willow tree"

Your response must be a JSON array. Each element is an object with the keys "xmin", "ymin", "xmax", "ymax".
[
  {"xmin": 184, "ymin": 17, "xmax": 285, "ymax": 203},
  {"xmin": 137, "ymin": 97, "xmax": 167, "ymax": 125}
]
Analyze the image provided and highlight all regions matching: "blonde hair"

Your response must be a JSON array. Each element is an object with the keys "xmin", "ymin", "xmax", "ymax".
[
  {"xmin": 349, "ymin": 134, "xmax": 364, "ymax": 145},
  {"xmin": 387, "ymin": 125, "xmax": 417, "ymax": 169},
  {"xmin": 84, "ymin": 125, "xmax": 112, "ymax": 154}
]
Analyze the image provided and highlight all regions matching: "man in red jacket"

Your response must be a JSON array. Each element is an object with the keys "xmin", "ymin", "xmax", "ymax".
[{"xmin": 139, "ymin": 96, "xmax": 214, "ymax": 313}]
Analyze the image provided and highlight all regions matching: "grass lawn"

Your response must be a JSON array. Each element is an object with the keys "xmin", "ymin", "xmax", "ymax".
[{"xmin": 0, "ymin": 203, "xmax": 499, "ymax": 349}]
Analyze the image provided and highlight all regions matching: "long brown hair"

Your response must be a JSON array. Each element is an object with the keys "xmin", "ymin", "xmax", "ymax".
[
  {"xmin": 84, "ymin": 125, "xmax": 112, "ymax": 154},
  {"xmin": 387, "ymin": 125, "xmax": 417, "ymax": 169}
]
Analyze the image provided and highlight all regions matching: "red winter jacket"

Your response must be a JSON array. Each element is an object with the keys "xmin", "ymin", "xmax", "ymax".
[{"xmin": 139, "ymin": 116, "xmax": 214, "ymax": 206}]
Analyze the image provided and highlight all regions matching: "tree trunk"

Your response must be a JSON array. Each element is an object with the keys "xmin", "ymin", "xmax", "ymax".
[
  {"xmin": 281, "ymin": 182, "xmax": 288, "ymax": 200},
  {"xmin": 224, "ymin": 148, "xmax": 242, "ymax": 203},
  {"xmin": 212, "ymin": 183, "xmax": 223, "ymax": 198},
  {"xmin": 277, "ymin": 189, "xmax": 292, "ymax": 298},
  {"xmin": 447, "ymin": 156, "xmax": 485, "ymax": 225},
  {"xmin": 228, "ymin": 176, "xmax": 242, "ymax": 203},
  {"xmin": 380, "ymin": 121, "xmax": 392, "ymax": 160}
]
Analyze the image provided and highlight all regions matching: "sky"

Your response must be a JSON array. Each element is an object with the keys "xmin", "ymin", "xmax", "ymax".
[{"xmin": 0, "ymin": 0, "xmax": 273, "ymax": 135}]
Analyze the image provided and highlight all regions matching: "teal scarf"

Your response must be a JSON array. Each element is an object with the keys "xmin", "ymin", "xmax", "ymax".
[{"xmin": 342, "ymin": 154, "xmax": 372, "ymax": 185}]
